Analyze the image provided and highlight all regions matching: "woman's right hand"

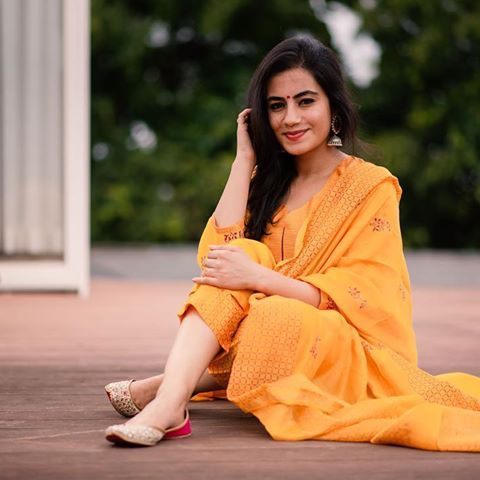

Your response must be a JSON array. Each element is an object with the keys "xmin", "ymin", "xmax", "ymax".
[{"xmin": 235, "ymin": 108, "xmax": 256, "ymax": 168}]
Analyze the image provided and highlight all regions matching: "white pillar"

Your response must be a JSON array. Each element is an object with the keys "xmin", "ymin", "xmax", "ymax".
[{"xmin": 0, "ymin": 0, "xmax": 90, "ymax": 296}]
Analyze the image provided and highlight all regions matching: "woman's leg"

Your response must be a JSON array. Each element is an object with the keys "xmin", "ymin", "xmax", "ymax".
[
  {"xmin": 126, "ymin": 305, "xmax": 222, "ymax": 429},
  {"xmin": 125, "ymin": 238, "xmax": 277, "ymax": 427},
  {"xmin": 130, "ymin": 369, "xmax": 224, "ymax": 409}
]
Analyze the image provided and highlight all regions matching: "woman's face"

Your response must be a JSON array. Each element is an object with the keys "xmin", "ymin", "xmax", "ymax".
[{"xmin": 266, "ymin": 68, "xmax": 332, "ymax": 157}]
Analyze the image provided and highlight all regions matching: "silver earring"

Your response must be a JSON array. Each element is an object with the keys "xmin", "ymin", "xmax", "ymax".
[{"xmin": 327, "ymin": 115, "xmax": 343, "ymax": 147}]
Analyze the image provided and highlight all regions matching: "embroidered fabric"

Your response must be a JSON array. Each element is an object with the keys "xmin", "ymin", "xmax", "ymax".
[
  {"xmin": 276, "ymin": 160, "xmax": 398, "ymax": 278},
  {"xmin": 226, "ymin": 296, "xmax": 303, "ymax": 398},
  {"xmin": 361, "ymin": 340, "xmax": 480, "ymax": 412}
]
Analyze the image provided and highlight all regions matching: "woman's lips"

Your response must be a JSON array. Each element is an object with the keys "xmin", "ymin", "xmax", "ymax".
[{"xmin": 284, "ymin": 129, "xmax": 308, "ymax": 141}]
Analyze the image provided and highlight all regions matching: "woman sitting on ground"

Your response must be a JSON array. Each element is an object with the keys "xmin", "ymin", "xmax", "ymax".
[{"xmin": 104, "ymin": 34, "xmax": 480, "ymax": 451}]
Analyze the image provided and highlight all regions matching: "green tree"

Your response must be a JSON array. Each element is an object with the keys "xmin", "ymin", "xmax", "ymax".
[
  {"xmin": 92, "ymin": 0, "xmax": 480, "ymax": 248},
  {"xmin": 341, "ymin": 0, "xmax": 480, "ymax": 247}
]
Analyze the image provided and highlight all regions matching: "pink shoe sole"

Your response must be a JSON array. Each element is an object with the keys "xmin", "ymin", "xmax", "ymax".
[{"xmin": 163, "ymin": 415, "xmax": 192, "ymax": 440}]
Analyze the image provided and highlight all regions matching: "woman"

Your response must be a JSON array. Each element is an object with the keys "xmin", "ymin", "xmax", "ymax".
[{"xmin": 104, "ymin": 35, "xmax": 480, "ymax": 450}]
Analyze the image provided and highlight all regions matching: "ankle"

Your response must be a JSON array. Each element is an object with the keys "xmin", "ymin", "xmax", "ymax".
[
  {"xmin": 155, "ymin": 386, "xmax": 190, "ymax": 412},
  {"xmin": 131, "ymin": 375, "xmax": 163, "ymax": 409}
]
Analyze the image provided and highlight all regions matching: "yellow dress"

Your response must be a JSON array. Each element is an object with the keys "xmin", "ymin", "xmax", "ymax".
[{"xmin": 176, "ymin": 155, "xmax": 480, "ymax": 451}]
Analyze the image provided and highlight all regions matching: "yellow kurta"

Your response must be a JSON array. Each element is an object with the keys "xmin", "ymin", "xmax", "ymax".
[
  {"xmin": 266, "ymin": 198, "xmax": 313, "ymax": 263},
  {"xmin": 176, "ymin": 155, "xmax": 480, "ymax": 451}
]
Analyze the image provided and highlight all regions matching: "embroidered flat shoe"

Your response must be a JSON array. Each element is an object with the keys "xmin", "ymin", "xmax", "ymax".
[
  {"xmin": 104, "ymin": 379, "xmax": 141, "ymax": 417},
  {"xmin": 105, "ymin": 409, "xmax": 192, "ymax": 447}
]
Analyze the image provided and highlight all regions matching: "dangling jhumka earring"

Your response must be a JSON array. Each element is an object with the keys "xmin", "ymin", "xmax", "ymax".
[{"xmin": 327, "ymin": 115, "xmax": 343, "ymax": 147}]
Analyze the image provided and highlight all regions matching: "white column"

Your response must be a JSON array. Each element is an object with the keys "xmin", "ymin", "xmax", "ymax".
[{"xmin": 63, "ymin": 0, "xmax": 90, "ymax": 296}]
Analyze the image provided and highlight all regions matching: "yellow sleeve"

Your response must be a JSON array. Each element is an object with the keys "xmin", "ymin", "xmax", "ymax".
[{"xmin": 196, "ymin": 215, "xmax": 245, "ymax": 271}]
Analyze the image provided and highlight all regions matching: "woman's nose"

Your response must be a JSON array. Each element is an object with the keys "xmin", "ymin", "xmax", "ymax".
[{"xmin": 283, "ymin": 103, "xmax": 301, "ymax": 126}]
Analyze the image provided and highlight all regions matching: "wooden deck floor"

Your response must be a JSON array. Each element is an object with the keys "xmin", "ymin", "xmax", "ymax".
[{"xmin": 1, "ymin": 278, "xmax": 479, "ymax": 479}]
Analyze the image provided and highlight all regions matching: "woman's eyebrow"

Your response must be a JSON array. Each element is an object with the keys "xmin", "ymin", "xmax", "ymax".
[{"xmin": 267, "ymin": 90, "xmax": 319, "ymax": 101}]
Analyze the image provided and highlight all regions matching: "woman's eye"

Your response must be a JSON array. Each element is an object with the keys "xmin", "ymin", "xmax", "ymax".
[
  {"xmin": 300, "ymin": 98, "xmax": 314, "ymax": 105},
  {"xmin": 269, "ymin": 102, "xmax": 284, "ymax": 111}
]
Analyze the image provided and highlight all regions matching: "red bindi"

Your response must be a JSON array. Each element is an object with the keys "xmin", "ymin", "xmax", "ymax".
[{"xmin": 286, "ymin": 95, "xmax": 290, "ymax": 99}]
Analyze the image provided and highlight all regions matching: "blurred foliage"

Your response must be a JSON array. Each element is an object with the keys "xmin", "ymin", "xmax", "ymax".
[
  {"xmin": 91, "ymin": 0, "xmax": 480, "ymax": 248},
  {"xmin": 343, "ymin": 0, "xmax": 480, "ymax": 248}
]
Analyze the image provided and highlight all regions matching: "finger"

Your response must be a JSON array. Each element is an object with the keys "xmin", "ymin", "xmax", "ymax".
[
  {"xmin": 237, "ymin": 110, "xmax": 251, "ymax": 124},
  {"xmin": 202, "ymin": 259, "xmax": 217, "ymax": 268},
  {"xmin": 192, "ymin": 276, "xmax": 220, "ymax": 287},
  {"xmin": 237, "ymin": 108, "xmax": 251, "ymax": 117},
  {"xmin": 192, "ymin": 270, "xmax": 214, "ymax": 283},
  {"xmin": 205, "ymin": 249, "xmax": 220, "ymax": 261}
]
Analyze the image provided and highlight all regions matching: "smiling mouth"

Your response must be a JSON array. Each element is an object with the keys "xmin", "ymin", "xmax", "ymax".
[{"xmin": 284, "ymin": 129, "xmax": 308, "ymax": 140}]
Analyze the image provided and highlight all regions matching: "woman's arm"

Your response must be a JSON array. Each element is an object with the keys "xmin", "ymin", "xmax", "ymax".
[
  {"xmin": 213, "ymin": 108, "xmax": 255, "ymax": 227},
  {"xmin": 193, "ymin": 243, "xmax": 322, "ymax": 308},
  {"xmin": 254, "ymin": 266, "xmax": 322, "ymax": 308},
  {"xmin": 213, "ymin": 159, "xmax": 254, "ymax": 227}
]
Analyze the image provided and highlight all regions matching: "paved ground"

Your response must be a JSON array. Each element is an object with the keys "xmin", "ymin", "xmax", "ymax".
[
  {"xmin": 1, "ymin": 246, "xmax": 479, "ymax": 479},
  {"xmin": 91, "ymin": 245, "xmax": 480, "ymax": 286}
]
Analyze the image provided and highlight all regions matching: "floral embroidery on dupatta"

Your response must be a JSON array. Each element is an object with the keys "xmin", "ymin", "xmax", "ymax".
[
  {"xmin": 348, "ymin": 286, "xmax": 367, "ymax": 309},
  {"xmin": 399, "ymin": 282, "xmax": 407, "ymax": 302},
  {"xmin": 309, "ymin": 335, "xmax": 322, "ymax": 359},
  {"xmin": 369, "ymin": 216, "xmax": 392, "ymax": 232},
  {"xmin": 360, "ymin": 339, "xmax": 385, "ymax": 352}
]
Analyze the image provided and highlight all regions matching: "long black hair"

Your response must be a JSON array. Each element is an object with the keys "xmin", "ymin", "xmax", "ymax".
[{"xmin": 244, "ymin": 34, "xmax": 359, "ymax": 241}]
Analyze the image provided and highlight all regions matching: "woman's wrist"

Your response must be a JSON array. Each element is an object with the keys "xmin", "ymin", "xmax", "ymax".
[
  {"xmin": 252, "ymin": 264, "xmax": 271, "ymax": 292},
  {"xmin": 232, "ymin": 156, "xmax": 255, "ymax": 174}
]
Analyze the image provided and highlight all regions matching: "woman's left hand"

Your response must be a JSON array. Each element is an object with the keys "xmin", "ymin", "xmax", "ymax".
[{"xmin": 192, "ymin": 245, "xmax": 261, "ymax": 290}]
